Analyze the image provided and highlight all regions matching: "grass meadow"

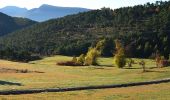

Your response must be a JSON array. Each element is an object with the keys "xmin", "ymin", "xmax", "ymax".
[
  {"xmin": 0, "ymin": 82, "xmax": 170, "ymax": 100},
  {"xmin": 0, "ymin": 55, "xmax": 169, "ymax": 99}
]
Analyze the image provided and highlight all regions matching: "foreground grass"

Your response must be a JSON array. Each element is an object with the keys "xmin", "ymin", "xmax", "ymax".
[
  {"xmin": 0, "ymin": 55, "xmax": 169, "ymax": 91},
  {"xmin": 0, "ymin": 83, "xmax": 170, "ymax": 100}
]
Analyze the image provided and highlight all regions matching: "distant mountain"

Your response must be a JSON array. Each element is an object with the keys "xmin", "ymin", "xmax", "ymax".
[
  {"xmin": 0, "ymin": 6, "xmax": 27, "ymax": 17},
  {"xmin": 0, "ymin": 4, "xmax": 91, "ymax": 22},
  {"xmin": 0, "ymin": 12, "xmax": 37, "ymax": 36}
]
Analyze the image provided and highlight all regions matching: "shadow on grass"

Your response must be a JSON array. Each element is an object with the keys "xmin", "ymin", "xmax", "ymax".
[
  {"xmin": 124, "ymin": 67, "xmax": 164, "ymax": 70},
  {"xmin": 87, "ymin": 65, "xmax": 114, "ymax": 70},
  {"xmin": 144, "ymin": 70, "xmax": 167, "ymax": 73},
  {"xmin": 124, "ymin": 67, "xmax": 141, "ymax": 69},
  {"xmin": 90, "ymin": 67, "xmax": 105, "ymax": 69},
  {"xmin": 98, "ymin": 65, "xmax": 114, "ymax": 67},
  {"xmin": 0, "ymin": 80, "xmax": 22, "ymax": 86},
  {"xmin": 148, "ymin": 67, "xmax": 158, "ymax": 69}
]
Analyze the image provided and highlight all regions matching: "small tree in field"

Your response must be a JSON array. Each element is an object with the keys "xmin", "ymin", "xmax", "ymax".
[
  {"xmin": 84, "ymin": 47, "xmax": 100, "ymax": 65},
  {"xmin": 84, "ymin": 39, "xmax": 105, "ymax": 66},
  {"xmin": 139, "ymin": 60, "xmax": 146, "ymax": 72},
  {"xmin": 114, "ymin": 39, "xmax": 126, "ymax": 68}
]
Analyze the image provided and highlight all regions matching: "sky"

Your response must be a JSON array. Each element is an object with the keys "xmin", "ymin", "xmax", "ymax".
[{"xmin": 0, "ymin": 0, "xmax": 169, "ymax": 9}]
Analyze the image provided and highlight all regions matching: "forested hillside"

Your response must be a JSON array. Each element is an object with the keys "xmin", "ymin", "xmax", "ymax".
[
  {"xmin": 0, "ymin": 1, "xmax": 169, "ymax": 61},
  {"xmin": 0, "ymin": 12, "xmax": 37, "ymax": 36}
]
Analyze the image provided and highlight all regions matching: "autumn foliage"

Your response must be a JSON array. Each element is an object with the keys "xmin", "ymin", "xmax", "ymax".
[{"xmin": 114, "ymin": 39, "xmax": 126, "ymax": 68}]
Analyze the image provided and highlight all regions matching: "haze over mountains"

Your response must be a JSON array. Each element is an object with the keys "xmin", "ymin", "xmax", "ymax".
[{"xmin": 0, "ymin": 4, "xmax": 91, "ymax": 22}]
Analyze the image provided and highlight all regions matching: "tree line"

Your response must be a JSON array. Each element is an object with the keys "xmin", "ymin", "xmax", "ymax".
[{"xmin": 0, "ymin": 1, "xmax": 169, "ymax": 61}]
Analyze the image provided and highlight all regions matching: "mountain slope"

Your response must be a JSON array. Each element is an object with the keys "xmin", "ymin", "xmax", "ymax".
[
  {"xmin": 0, "ymin": 4, "xmax": 90, "ymax": 22},
  {"xmin": 0, "ymin": 12, "xmax": 37, "ymax": 36},
  {"xmin": 0, "ymin": 1, "xmax": 169, "ymax": 58}
]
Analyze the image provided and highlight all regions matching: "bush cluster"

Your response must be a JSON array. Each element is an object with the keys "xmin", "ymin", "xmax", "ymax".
[
  {"xmin": 159, "ymin": 60, "xmax": 170, "ymax": 67},
  {"xmin": 57, "ymin": 61, "xmax": 83, "ymax": 66},
  {"xmin": 57, "ymin": 39, "xmax": 105, "ymax": 66}
]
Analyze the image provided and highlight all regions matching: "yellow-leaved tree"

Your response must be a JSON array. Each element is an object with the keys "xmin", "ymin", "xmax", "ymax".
[
  {"xmin": 84, "ymin": 39, "xmax": 105, "ymax": 65},
  {"xmin": 114, "ymin": 39, "xmax": 126, "ymax": 68}
]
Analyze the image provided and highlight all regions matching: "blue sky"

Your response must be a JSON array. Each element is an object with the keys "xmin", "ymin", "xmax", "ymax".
[{"xmin": 0, "ymin": 0, "xmax": 169, "ymax": 9}]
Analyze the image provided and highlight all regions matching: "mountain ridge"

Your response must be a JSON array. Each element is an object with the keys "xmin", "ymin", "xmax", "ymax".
[
  {"xmin": 0, "ymin": 12, "xmax": 37, "ymax": 36},
  {"xmin": 0, "ymin": 4, "xmax": 91, "ymax": 22}
]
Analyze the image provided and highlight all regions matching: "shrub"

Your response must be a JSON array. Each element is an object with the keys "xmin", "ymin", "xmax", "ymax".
[
  {"xmin": 159, "ymin": 60, "xmax": 170, "ymax": 67},
  {"xmin": 21, "ymin": 69, "xmax": 28, "ymax": 73},
  {"xmin": 57, "ymin": 61, "xmax": 82, "ymax": 66},
  {"xmin": 72, "ymin": 56, "xmax": 77, "ymax": 62},
  {"xmin": 156, "ymin": 53, "xmax": 170, "ymax": 67},
  {"xmin": 114, "ymin": 54, "xmax": 126, "ymax": 68},
  {"xmin": 77, "ymin": 54, "xmax": 85, "ymax": 65}
]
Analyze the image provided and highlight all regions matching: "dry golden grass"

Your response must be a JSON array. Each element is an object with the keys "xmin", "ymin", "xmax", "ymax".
[
  {"xmin": 0, "ymin": 83, "xmax": 169, "ymax": 100},
  {"xmin": 0, "ymin": 55, "xmax": 169, "ymax": 99}
]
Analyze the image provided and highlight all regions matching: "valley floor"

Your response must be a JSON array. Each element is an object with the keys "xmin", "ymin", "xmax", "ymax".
[{"xmin": 0, "ymin": 55, "xmax": 169, "ymax": 99}]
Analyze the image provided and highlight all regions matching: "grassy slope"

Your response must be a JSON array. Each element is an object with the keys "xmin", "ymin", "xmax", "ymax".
[
  {"xmin": 0, "ymin": 55, "xmax": 169, "ymax": 91},
  {"xmin": 0, "ymin": 83, "xmax": 170, "ymax": 100}
]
